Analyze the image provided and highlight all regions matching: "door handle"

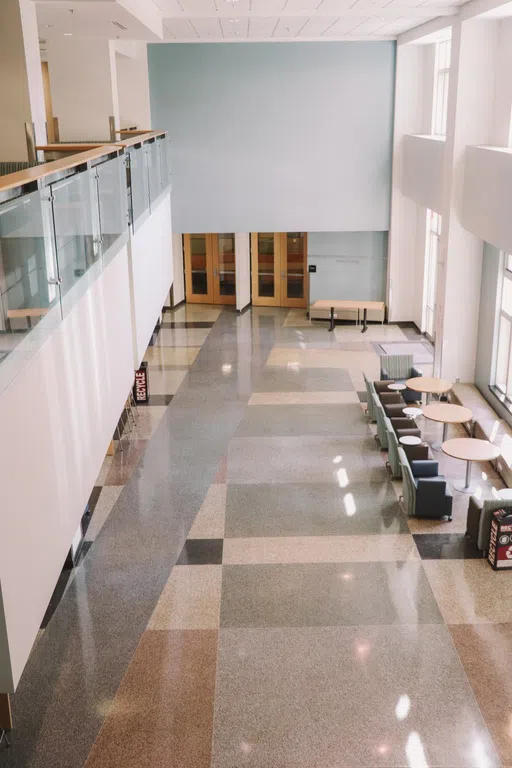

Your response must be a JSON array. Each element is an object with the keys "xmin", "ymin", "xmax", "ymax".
[
  {"xmin": 48, "ymin": 277, "xmax": 63, "ymax": 285},
  {"xmin": 281, "ymin": 271, "xmax": 285, "ymax": 278},
  {"xmin": 214, "ymin": 268, "xmax": 218, "ymax": 277}
]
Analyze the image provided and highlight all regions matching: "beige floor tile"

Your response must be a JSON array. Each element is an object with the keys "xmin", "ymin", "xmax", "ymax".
[
  {"xmin": 266, "ymin": 348, "xmax": 380, "ymax": 373},
  {"xmin": 147, "ymin": 368, "xmax": 188, "ymax": 395},
  {"xmin": 222, "ymin": 534, "xmax": 420, "ymax": 565},
  {"xmin": 96, "ymin": 455, "xmax": 114, "ymax": 486},
  {"xmin": 248, "ymin": 391, "xmax": 359, "ymax": 405},
  {"xmin": 148, "ymin": 565, "xmax": 222, "ymax": 630},
  {"xmin": 334, "ymin": 324, "xmax": 408, "ymax": 342},
  {"xmin": 283, "ymin": 309, "xmax": 313, "ymax": 327},
  {"xmin": 86, "ymin": 486, "xmax": 123, "ymax": 541},
  {"xmin": 166, "ymin": 304, "xmax": 222, "ymax": 322},
  {"xmin": 423, "ymin": 559, "xmax": 512, "ymax": 624},
  {"xmin": 188, "ymin": 484, "xmax": 226, "ymax": 539},
  {"xmin": 144, "ymin": 346, "xmax": 200, "ymax": 368}
]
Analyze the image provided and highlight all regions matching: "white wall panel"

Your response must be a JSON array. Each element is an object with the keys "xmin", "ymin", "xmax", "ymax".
[
  {"xmin": 129, "ymin": 194, "xmax": 174, "ymax": 366},
  {"xmin": 462, "ymin": 145, "xmax": 512, "ymax": 254},
  {"xmin": 0, "ymin": 246, "xmax": 133, "ymax": 692},
  {"xmin": 401, "ymin": 134, "xmax": 445, "ymax": 212},
  {"xmin": 172, "ymin": 233, "xmax": 185, "ymax": 305}
]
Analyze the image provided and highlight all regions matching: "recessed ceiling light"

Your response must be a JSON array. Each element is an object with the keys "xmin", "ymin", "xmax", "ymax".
[
  {"xmin": 228, "ymin": 18, "xmax": 239, "ymax": 22},
  {"xmin": 64, "ymin": 32, "xmax": 73, "ymax": 36}
]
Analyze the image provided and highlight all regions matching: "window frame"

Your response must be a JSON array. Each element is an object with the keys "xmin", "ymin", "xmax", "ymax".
[{"xmin": 493, "ymin": 254, "xmax": 512, "ymax": 403}]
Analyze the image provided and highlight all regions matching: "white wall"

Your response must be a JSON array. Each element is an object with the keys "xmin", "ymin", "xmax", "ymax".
[
  {"xmin": 0, "ymin": 0, "xmax": 46, "ymax": 160},
  {"xmin": 235, "ymin": 233, "xmax": 251, "ymax": 312},
  {"xmin": 47, "ymin": 37, "xmax": 119, "ymax": 141},
  {"xmin": 115, "ymin": 41, "xmax": 151, "ymax": 131},
  {"xmin": 129, "ymin": 194, "xmax": 174, "ymax": 366},
  {"xmin": 0, "ymin": 246, "xmax": 134, "ymax": 692},
  {"xmin": 463, "ymin": 145, "xmax": 512, "ymax": 253},
  {"xmin": 491, "ymin": 19, "xmax": 512, "ymax": 146},
  {"xmin": 401, "ymin": 135, "xmax": 445, "ymax": 213}
]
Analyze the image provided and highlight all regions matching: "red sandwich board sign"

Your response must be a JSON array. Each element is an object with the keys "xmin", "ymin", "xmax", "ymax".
[{"xmin": 488, "ymin": 509, "xmax": 512, "ymax": 570}]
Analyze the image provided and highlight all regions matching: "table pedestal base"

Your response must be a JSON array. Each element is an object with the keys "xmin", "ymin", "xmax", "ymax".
[
  {"xmin": 432, "ymin": 423, "xmax": 449, "ymax": 452},
  {"xmin": 454, "ymin": 460, "xmax": 475, "ymax": 494}
]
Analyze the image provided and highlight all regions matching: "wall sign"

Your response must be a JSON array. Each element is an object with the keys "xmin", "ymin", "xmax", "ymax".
[{"xmin": 133, "ymin": 362, "xmax": 150, "ymax": 404}]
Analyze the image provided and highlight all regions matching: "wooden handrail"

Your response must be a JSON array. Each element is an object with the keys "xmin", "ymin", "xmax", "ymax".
[
  {"xmin": 35, "ymin": 143, "xmax": 108, "ymax": 152},
  {"xmin": 116, "ymin": 130, "xmax": 167, "ymax": 148}
]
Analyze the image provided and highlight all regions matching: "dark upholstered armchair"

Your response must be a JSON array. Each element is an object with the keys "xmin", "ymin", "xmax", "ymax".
[
  {"xmin": 380, "ymin": 354, "xmax": 422, "ymax": 404},
  {"xmin": 398, "ymin": 447, "xmax": 453, "ymax": 520}
]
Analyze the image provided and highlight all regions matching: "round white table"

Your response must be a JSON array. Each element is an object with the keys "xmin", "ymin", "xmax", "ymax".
[
  {"xmin": 442, "ymin": 437, "xmax": 501, "ymax": 493},
  {"xmin": 423, "ymin": 402, "xmax": 472, "ymax": 451},
  {"xmin": 405, "ymin": 376, "xmax": 453, "ymax": 405},
  {"xmin": 403, "ymin": 407, "xmax": 423, "ymax": 418},
  {"xmin": 399, "ymin": 435, "xmax": 422, "ymax": 446},
  {"xmin": 387, "ymin": 382, "xmax": 406, "ymax": 391}
]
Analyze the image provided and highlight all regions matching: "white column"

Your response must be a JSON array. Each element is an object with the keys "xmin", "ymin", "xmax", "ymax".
[
  {"xmin": 0, "ymin": 0, "xmax": 46, "ymax": 160},
  {"xmin": 46, "ymin": 37, "xmax": 120, "ymax": 142},
  {"xmin": 172, "ymin": 233, "xmax": 185, "ymax": 306},
  {"xmin": 435, "ymin": 18, "xmax": 497, "ymax": 381},
  {"xmin": 235, "ymin": 233, "xmax": 251, "ymax": 312},
  {"xmin": 388, "ymin": 43, "xmax": 436, "ymax": 323},
  {"xmin": 114, "ymin": 41, "xmax": 152, "ymax": 131}
]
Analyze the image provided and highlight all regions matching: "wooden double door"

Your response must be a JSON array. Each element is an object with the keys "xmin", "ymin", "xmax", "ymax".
[
  {"xmin": 251, "ymin": 232, "xmax": 307, "ymax": 308},
  {"xmin": 184, "ymin": 233, "xmax": 236, "ymax": 304}
]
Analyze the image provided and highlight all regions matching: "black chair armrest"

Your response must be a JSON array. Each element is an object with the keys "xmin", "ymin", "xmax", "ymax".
[
  {"xmin": 411, "ymin": 366, "xmax": 423, "ymax": 378},
  {"xmin": 381, "ymin": 367, "xmax": 390, "ymax": 380},
  {"xmin": 379, "ymin": 392, "xmax": 404, "ymax": 404},
  {"xmin": 404, "ymin": 444, "xmax": 429, "ymax": 461},
  {"xmin": 411, "ymin": 460, "xmax": 439, "ymax": 477},
  {"xmin": 374, "ymin": 380, "xmax": 395, "ymax": 393},
  {"xmin": 416, "ymin": 477, "xmax": 449, "ymax": 515},
  {"xmin": 391, "ymin": 417, "xmax": 417, "ymax": 431},
  {"xmin": 396, "ymin": 428, "xmax": 422, "ymax": 440}
]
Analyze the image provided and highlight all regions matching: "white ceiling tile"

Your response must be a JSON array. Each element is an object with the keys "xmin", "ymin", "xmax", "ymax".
[
  {"xmin": 283, "ymin": 0, "xmax": 321, "ymax": 12},
  {"xmin": 190, "ymin": 17, "xmax": 224, "ymax": 36},
  {"xmin": 220, "ymin": 16, "xmax": 250, "ymax": 35},
  {"xmin": 346, "ymin": 15, "xmax": 396, "ymax": 32},
  {"xmin": 297, "ymin": 15, "xmax": 340, "ymax": 34},
  {"xmin": 178, "ymin": 0, "xmax": 216, "ymax": 13},
  {"xmin": 164, "ymin": 17, "xmax": 199, "ymax": 38},
  {"xmin": 219, "ymin": 0, "xmax": 251, "ymax": 12},
  {"xmin": 322, "ymin": 15, "xmax": 369, "ymax": 34},
  {"xmin": 273, "ymin": 15, "xmax": 310, "ymax": 35},
  {"xmin": 384, "ymin": 0, "xmax": 425, "ymax": 7},
  {"xmin": 153, "ymin": 0, "xmax": 184, "ymax": 14},
  {"xmin": 248, "ymin": 16, "xmax": 280, "ymax": 35},
  {"xmin": 316, "ymin": 0, "xmax": 362, "ymax": 11},
  {"xmin": 250, "ymin": 0, "xmax": 287, "ymax": 12}
]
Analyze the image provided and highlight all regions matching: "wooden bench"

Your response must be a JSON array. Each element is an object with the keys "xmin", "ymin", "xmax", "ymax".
[
  {"xmin": 310, "ymin": 299, "xmax": 386, "ymax": 333},
  {"xmin": 6, "ymin": 308, "xmax": 49, "ymax": 330}
]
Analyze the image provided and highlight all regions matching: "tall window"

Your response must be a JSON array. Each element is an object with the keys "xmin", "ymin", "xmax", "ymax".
[
  {"xmin": 423, "ymin": 209, "xmax": 441, "ymax": 339},
  {"xmin": 432, "ymin": 38, "xmax": 451, "ymax": 137},
  {"xmin": 495, "ymin": 254, "xmax": 512, "ymax": 397}
]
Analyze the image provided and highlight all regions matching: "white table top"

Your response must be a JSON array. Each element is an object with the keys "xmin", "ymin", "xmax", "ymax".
[
  {"xmin": 403, "ymin": 407, "xmax": 423, "ymax": 417},
  {"xmin": 405, "ymin": 376, "xmax": 453, "ymax": 394},
  {"xmin": 441, "ymin": 437, "xmax": 501, "ymax": 462},
  {"xmin": 422, "ymin": 403, "xmax": 473, "ymax": 424},
  {"xmin": 399, "ymin": 435, "xmax": 422, "ymax": 446},
  {"xmin": 387, "ymin": 382, "xmax": 406, "ymax": 391}
]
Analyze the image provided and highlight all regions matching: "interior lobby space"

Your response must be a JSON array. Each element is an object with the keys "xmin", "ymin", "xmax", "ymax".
[{"xmin": 4, "ymin": 0, "xmax": 512, "ymax": 766}]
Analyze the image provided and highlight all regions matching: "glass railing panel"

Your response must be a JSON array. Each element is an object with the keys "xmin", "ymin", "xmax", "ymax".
[
  {"xmin": 157, "ymin": 134, "xmax": 171, "ymax": 194},
  {"xmin": 51, "ymin": 170, "xmax": 101, "ymax": 308},
  {"xmin": 128, "ymin": 145, "xmax": 150, "ymax": 231},
  {"xmin": 0, "ymin": 188, "xmax": 62, "ymax": 394},
  {"xmin": 148, "ymin": 139, "xmax": 163, "ymax": 210},
  {"xmin": 95, "ymin": 154, "xmax": 129, "ymax": 264}
]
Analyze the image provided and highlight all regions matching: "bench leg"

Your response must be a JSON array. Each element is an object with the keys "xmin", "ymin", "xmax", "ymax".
[
  {"xmin": 361, "ymin": 308, "xmax": 368, "ymax": 333},
  {"xmin": 329, "ymin": 307, "xmax": 334, "ymax": 332}
]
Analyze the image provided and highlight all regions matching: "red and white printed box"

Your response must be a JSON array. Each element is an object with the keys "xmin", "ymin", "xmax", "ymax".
[{"xmin": 488, "ymin": 510, "xmax": 512, "ymax": 570}]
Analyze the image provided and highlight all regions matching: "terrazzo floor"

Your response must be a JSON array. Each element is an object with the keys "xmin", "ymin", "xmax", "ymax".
[{"xmin": 3, "ymin": 306, "xmax": 512, "ymax": 768}]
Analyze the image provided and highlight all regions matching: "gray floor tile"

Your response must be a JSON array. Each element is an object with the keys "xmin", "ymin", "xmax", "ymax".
[
  {"xmin": 254, "ymin": 366, "xmax": 354, "ymax": 392},
  {"xmin": 235, "ymin": 404, "xmax": 371, "ymax": 437},
  {"xmin": 225, "ymin": 482, "xmax": 407, "ymax": 537},
  {"xmin": 212, "ymin": 625, "xmax": 499, "ymax": 768},
  {"xmin": 227, "ymin": 436, "xmax": 388, "ymax": 484},
  {"xmin": 220, "ymin": 561, "xmax": 443, "ymax": 627}
]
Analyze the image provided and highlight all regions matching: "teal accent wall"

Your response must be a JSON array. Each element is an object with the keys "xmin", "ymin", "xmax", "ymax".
[
  {"xmin": 308, "ymin": 231, "xmax": 388, "ymax": 302},
  {"xmin": 148, "ymin": 42, "xmax": 396, "ymax": 234}
]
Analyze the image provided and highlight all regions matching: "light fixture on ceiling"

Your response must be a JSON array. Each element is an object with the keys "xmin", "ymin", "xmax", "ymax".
[
  {"xmin": 228, "ymin": 18, "xmax": 239, "ymax": 23},
  {"xmin": 112, "ymin": 20, "xmax": 128, "ymax": 31},
  {"xmin": 64, "ymin": 32, "xmax": 73, "ymax": 36}
]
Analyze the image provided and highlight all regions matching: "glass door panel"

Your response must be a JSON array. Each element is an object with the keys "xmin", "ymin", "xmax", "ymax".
[
  {"xmin": 184, "ymin": 233, "xmax": 214, "ymax": 303},
  {"xmin": 214, "ymin": 233, "xmax": 236, "ymax": 304},
  {"xmin": 251, "ymin": 233, "xmax": 280, "ymax": 306},
  {"xmin": 280, "ymin": 232, "xmax": 307, "ymax": 308}
]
